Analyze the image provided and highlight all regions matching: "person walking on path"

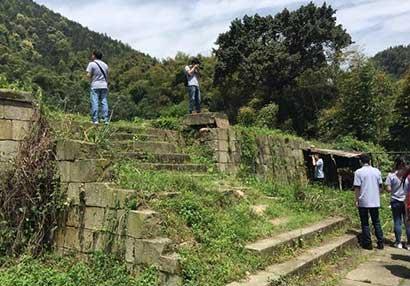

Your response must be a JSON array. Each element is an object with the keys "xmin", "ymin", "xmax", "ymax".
[
  {"xmin": 353, "ymin": 154, "xmax": 384, "ymax": 250},
  {"xmin": 185, "ymin": 58, "xmax": 201, "ymax": 114},
  {"xmin": 385, "ymin": 157, "xmax": 410, "ymax": 249},
  {"xmin": 312, "ymin": 154, "xmax": 325, "ymax": 183},
  {"xmin": 86, "ymin": 50, "xmax": 109, "ymax": 125}
]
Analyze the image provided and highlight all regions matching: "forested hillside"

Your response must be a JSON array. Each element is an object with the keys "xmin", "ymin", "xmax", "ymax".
[
  {"xmin": 0, "ymin": 0, "xmax": 219, "ymax": 120},
  {"xmin": 373, "ymin": 45, "xmax": 410, "ymax": 78},
  {"xmin": 2, "ymin": 0, "xmax": 410, "ymax": 151}
]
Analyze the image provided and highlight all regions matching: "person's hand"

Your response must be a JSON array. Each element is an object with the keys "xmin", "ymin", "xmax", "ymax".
[{"xmin": 355, "ymin": 201, "xmax": 359, "ymax": 208}]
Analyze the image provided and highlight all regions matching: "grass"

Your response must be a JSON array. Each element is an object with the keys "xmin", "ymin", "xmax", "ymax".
[
  {"xmin": 0, "ymin": 252, "xmax": 158, "ymax": 286},
  {"xmin": 113, "ymin": 160, "xmax": 372, "ymax": 286}
]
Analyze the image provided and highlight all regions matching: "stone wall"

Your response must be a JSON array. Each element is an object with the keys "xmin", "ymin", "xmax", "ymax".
[
  {"xmin": 0, "ymin": 89, "xmax": 35, "ymax": 166},
  {"xmin": 201, "ymin": 127, "xmax": 309, "ymax": 185},
  {"xmin": 55, "ymin": 139, "xmax": 181, "ymax": 285}
]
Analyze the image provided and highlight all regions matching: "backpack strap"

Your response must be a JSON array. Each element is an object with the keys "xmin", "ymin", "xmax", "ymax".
[{"xmin": 94, "ymin": 61, "xmax": 107, "ymax": 82}]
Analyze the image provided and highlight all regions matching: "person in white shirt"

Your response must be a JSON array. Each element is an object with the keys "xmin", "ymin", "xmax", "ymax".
[
  {"xmin": 312, "ymin": 154, "xmax": 324, "ymax": 182},
  {"xmin": 86, "ymin": 50, "xmax": 109, "ymax": 125},
  {"xmin": 354, "ymin": 154, "xmax": 384, "ymax": 250},
  {"xmin": 184, "ymin": 58, "xmax": 201, "ymax": 114},
  {"xmin": 385, "ymin": 157, "xmax": 410, "ymax": 249}
]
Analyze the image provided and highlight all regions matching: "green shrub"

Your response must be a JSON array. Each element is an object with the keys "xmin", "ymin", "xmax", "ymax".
[
  {"xmin": 0, "ymin": 253, "xmax": 158, "ymax": 286},
  {"xmin": 159, "ymin": 101, "xmax": 188, "ymax": 118},
  {"xmin": 333, "ymin": 136, "xmax": 392, "ymax": 174},
  {"xmin": 151, "ymin": 117, "xmax": 182, "ymax": 131},
  {"xmin": 256, "ymin": 103, "xmax": 278, "ymax": 129},
  {"xmin": 237, "ymin": 107, "xmax": 256, "ymax": 126}
]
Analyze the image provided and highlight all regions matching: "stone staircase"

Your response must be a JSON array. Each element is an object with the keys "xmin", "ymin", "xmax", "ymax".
[
  {"xmin": 226, "ymin": 217, "xmax": 358, "ymax": 286},
  {"xmin": 54, "ymin": 124, "xmax": 213, "ymax": 286}
]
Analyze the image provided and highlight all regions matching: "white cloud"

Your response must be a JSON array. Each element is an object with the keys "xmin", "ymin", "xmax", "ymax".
[{"xmin": 34, "ymin": 0, "xmax": 410, "ymax": 58}]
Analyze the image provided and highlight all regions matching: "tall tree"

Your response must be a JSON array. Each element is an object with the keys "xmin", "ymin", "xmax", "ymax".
[
  {"xmin": 319, "ymin": 62, "xmax": 396, "ymax": 144},
  {"xmin": 213, "ymin": 2, "xmax": 352, "ymax": 129},
  {"xmin": 389, "ymin": 72, "xmax": 410, "ymax": 150}
]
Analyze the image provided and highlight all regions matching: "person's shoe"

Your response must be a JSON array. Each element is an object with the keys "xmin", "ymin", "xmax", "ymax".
[
  {"xmin": 92, "ymin": 121, "xmax": 99, "ymax": 125},
  {"xmin": 376, "ymin": 242, "xmax": 384, "ymax": 250},
  {"xmin": 394, "ymin": 242, "xmax": 403, "ymax": 249},
  {"xmin": 404, "ymin": 243, "xmax": 410, "ymax": 250},
  {"xmin": 362, "ymin": 244, "xmax": 373, "ymax": 250}
]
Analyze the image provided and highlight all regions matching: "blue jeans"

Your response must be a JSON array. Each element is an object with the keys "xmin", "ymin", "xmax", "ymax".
[
  {"xmin": 358, "ymin": 207, "xmax": 384, "ymax": 246},
  {"xmin": 90, "ymin": 88, "xmax": 109, "ymax": 123},
  {"xmin": 187, "ymin": 86, "xmax": 201, "ymax": 113},
  {"xmin": 391, "ymin": 200, "xmax": 410, "ymax": 243}
]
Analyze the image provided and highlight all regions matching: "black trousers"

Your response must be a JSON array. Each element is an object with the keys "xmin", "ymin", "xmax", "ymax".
[{"xmin": 358, "ymin": 207, "xmax": 384, "ymax": 246}]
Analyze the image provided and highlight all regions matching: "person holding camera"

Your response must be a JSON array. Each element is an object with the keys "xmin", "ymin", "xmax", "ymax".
[
  {"xmin": 185, "ymin": 58, "xmax": 201, "ymax": 114},
  {"xmin": 86, "ymin": 50, "xmax": 109, "ymax": 125}
]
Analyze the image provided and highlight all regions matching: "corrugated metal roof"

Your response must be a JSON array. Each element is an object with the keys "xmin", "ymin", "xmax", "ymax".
[{"xmin": 306, "ymin": 148, "xmax": 364, "ymax": 158}]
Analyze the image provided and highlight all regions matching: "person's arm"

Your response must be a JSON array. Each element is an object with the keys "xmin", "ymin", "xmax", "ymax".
[
  {"xmin": 86, "ymin": 63, "xmax": 93, "ymax": 81},
  {"xmin": 354, "ymin": 186, "xmax": 360, "ymax": 208},
  {"xmin": 311, "ymin": 156, "xmax": 316, "ymax": 166},
  {"xmin": 353, "ymin": 171, "xmax": 361, "ymax": 208},
  {"xmin": 186, "ymin": 65, "xmax": 198, "ymax": 76},
  {"xmin": 385, "ymin": 175, "xmax": 392, "ymax": 193}
]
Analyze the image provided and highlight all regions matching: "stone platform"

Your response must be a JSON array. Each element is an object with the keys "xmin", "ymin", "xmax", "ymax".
[{"xmin": 340, "ymin": 246, "xmax": 410, "ymax": 286}]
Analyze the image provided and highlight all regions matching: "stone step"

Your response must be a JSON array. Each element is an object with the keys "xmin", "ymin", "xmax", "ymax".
[
  {"xmin": 114, "ymin": 140, "xmax": 178, "ymax": 154},
  {"xmin": 114, "ymin": 126, "xmax": 181, "ymax": 140},
  {"xmin": 227, "ymin": 233, "xmax": 358, "ymax": 286},
  {"xmin": 245, "ymin": 217, "xmax": 347, "ymax": 257},
  {"xmin": 58, "ymin": 159, "xmax": 113, "ymax": 183},
  {"xmin": 111, "ymin": 132, "xmax": 163, "ymax": 142},
  {"xmin": 64, "ymin": 206, "xmax": 161, "ymax": 239},
  {"xmin": 66, "ymin": 182, "xmax": 138, "ymax": 209},
  {"xmin": 118, "ymin": 152, "xmax": 191, "ymax": 164},
  {"xmin": 136, "ymin": 162, "xmax": 209, "ymax": 173}
]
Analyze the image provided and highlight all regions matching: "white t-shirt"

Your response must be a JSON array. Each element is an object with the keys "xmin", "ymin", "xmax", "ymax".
[
  {"xmin": 86, "ymin": 60, "xmax": 109, "ymax": 89},
  {"xmin": 385, "ymin": 171, "xmax": 407, "ymax": 202},
  {"xmin": 315, "ymin": 158, "xmax": 324, "ymax": 179},
  {"xmin": 353, "ymin": 164, "xmax": 382, "ymax": 208},
  {"xmin": 185, "ymin": 65, "xmax": 199, "ymax": 87}
]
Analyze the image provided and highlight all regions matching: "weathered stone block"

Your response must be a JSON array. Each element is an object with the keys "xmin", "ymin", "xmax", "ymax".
[
  {"xmin": 0, "ymin": 140, "xmax": 18, "ymax": 159},
  {"xmin": 0, "ymin": 89, "xmax": 33, "ymax": 104},
  {"xmin": 217, "ymin": 151, "xmax": 230, "ymax": 164},
  {"xmin": 3, "ymin": 105, "xmax": 34, "ymax": 121},
  {"xmin": 133, "ymin": 238, "xmax": 172, "ymax": 265},
  {"xmin": 159, "ymin": 253, "xmax": 181, "ymax": 274},
  {"xmin": 84, "ymin": 183, "xmax": 118, "ymax": 208},
  {"xmin": 58, "ymin": 159, "xmax": 111, "ymax": 183},
  {"xmin": 12, "ymin": 120, "xmax": 31, "ymax": 141},
  {"xmin": 0, "ymin": 120, "xmax": 12, "ymax": 140},
  {"xmin": 217, "ymin": 140, "xmax": 229, "ymax": 152},
  {"xmin": 84, "ymin": 207, "xmax": 107, "ymax": 230},
  {"xmin": 127, "ymin": 209, "xmax": 159, "ymax": 239},
  {"xmin": 216, "ymin": 128, "xmax": 229, "ymax": 141},
  {"xmin": 56, "ymin": 139, "xmax": 98, "ymax": 161},
  {"xmin": 66, "ymin": 183, "xmax": 84, "ymax": 205}
]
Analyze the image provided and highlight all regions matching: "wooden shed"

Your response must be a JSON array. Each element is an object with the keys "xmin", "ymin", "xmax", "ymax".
[{"xmin": 303, "ymin": 147, "xmax": 365, "ymax": 190}]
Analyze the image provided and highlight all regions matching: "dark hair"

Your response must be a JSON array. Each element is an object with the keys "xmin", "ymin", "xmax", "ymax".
[
  {"xmin": 190, "ymin": 57, "xmax": 201, "ymax": 65},
  {"xmin": 394, "ymin": 156, "xmax": 406, "ymax": 171},
  {"xmin": 400, "ymin": 165, "xmax": 410, "ymax": 187},
  {"xmin": 360, "ymin": 154, "xmax": 371, "ymax": 164},
  {"xmin": 92, "ymin": 50, "xmax": 103, "ymax": 60}
]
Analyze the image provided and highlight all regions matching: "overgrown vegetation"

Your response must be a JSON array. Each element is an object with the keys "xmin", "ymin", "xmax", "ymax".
[
  {"xmin": 113, "ymin": 157, "xmax": 386, "ymax": 286},
  {"xmin": 0, "ymin": 253, "xmax": 159, "ymax": 286},
  {"xmin": 0, "ymin": 111, "xmax": 63, "ymax": 256}
]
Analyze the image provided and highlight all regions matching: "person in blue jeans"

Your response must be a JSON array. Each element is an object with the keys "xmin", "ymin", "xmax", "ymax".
[
  {"xmin": 354, "ymin": 155, "xmax": 384, "ymax": 250},
  {"xmin": 185, "ymin": 58, "xmax": 201, "ymax": 114},
  {"xmin": 86, "ymin": 50, "xmax": 109, "ymax": 125},
  {"xmin": 386, "ymin": 157, "xmax": 410, "ymax": 249}
]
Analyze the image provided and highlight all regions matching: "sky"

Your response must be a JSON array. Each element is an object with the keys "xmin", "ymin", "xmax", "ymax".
[{"xmin": 34, "ymin": 0, "xmax": 410, "ymax": 59}]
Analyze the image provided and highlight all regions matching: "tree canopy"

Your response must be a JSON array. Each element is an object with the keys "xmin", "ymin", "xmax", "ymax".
[{"xmin": 213, "ymin": 2, "xmax": 352, "ymax": 131}]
